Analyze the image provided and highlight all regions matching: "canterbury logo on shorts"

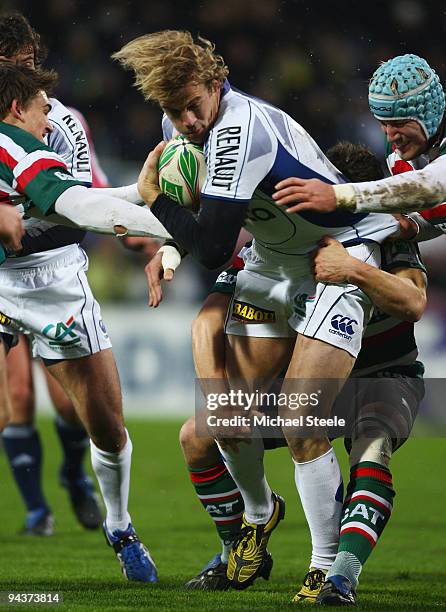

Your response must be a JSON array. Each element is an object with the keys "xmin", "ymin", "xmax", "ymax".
[
  {"xmin": 329, "ymin": 314, "xmax": 358, "ymax": 340},
  {"xmin": 232, "ymin": 300, "xmax": 276, "ymax": 323}
]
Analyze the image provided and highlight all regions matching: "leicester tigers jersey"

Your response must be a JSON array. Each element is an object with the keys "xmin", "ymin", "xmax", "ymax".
[
  {"xmin": 353, "ymin": 240, "xmax": 426, "ymax": 375},
  {"xmin": 163, "ymin": 81, "xmax": 398, "ymax": 262},
  {"xmin": 0, "ymin": 120, "xmax": 84, "ymax": 263},
  {"xmin": 385, "ymin": 134, "xmax": 446, "ymax": 231},
  {"xmin": 19, "ymin": 98, "xmax": 95, "ymax": 256}
]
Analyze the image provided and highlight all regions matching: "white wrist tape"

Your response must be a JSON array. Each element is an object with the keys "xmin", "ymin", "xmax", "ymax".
[
  {"xmin": 158, "ymin": 245, "xmax": 182, "ymax": 272},
  {"xmin": 333, "ymin": 184, "xmax": 358, "ymax": 210}
]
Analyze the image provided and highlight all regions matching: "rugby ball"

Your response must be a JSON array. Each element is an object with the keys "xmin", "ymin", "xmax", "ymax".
[{"xmin": 158, "ymin": 136, "xmax": 206, "ymax": 212}]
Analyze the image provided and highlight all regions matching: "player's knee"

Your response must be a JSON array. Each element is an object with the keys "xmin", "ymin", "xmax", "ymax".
[
  {"xmin": 349, "ymin": 436, "xmax": 392, "ymax": 467},
  {"xmin": 89, "ymin": 421, "xmax": 126, "ymax": 453},
  {"xmin": 179, "ymin": 417, "xmax": 196, "ymax": 449},
  {"xmin": 179, "ymin": 416, "xmax": 219, "ymax": 467},
  {"xmin": 286, "ymin": 436, "xmax": 330, "ymax": 463},
  {"xmin": 8, "ymin": 384, "xmax": 35, "ymax": 422},
  {"xmin": 54, "ymin": 400, "xmax": 79, "ymax": 425},
  {"xmin": 179, "ymin": 417, "xmax": 204, "ymax": 460}
]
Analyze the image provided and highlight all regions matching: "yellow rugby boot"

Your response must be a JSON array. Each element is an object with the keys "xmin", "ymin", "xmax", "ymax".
[
  {"xmin": 227, "ymin": 492, "xmax": 285, "ymax": 590},
  {"xmin": 292, "ymin": 568, "xmax": 327, "ymax": 604}
]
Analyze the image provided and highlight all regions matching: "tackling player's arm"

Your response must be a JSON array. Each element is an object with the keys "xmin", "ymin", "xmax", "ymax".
[
  {"xmin": 12, "ymin": 136, "xmax": 171, "ymax": 240},
  {"xmin": 273, "ymin": 154, "xmax": 446, "ymax": 215},
  {"xmin": 313, "ymin": 237, "xmax": 427, "ymax": 322},
  {"xmin": 40, "ymin": 184, "xmax": 172, "ymax": 239}
]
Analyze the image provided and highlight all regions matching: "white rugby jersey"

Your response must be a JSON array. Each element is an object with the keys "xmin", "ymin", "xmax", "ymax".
[{"xmin": 163, "ymin": 81, "xmax": 398, "ymax": 260}]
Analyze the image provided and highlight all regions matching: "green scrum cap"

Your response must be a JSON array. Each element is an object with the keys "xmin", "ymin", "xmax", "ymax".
[{"xmin": 368, "ymin": 54, "xmax": 445, "ymax": 139}]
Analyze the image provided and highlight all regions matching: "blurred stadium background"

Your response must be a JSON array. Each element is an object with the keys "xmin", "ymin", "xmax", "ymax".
[{"xmin": 3, "ymin": 0, "xmax": 446, "ymax": 414}]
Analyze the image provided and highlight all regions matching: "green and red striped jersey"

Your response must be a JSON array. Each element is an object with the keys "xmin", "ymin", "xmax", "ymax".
[
  {"xmin": 0, "ymin": 121, "xmax": 84, "ymax": 216},
  {"xmin": 385, "ymin": 134, "xmax": 446, "ymax": 229},
  {"xmin": 353, "ymin": 240, "xmax": 426, "ymax": 376}
]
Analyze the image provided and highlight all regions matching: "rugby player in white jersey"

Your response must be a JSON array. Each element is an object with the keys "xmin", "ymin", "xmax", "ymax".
[
  {"xmin": 0, "ymin": 59, "xmax": 176, "ymax": 581},
  {"xmin": 114, "ymin": 31, "xmax": 402, "ymax": 590},
  {"xmin": 273, "ymin": 55, "xmax": 446, "ymax": 224},
  {"xmin": 147, "ymin": 142, "xmax": 427, "ymax": 604}
]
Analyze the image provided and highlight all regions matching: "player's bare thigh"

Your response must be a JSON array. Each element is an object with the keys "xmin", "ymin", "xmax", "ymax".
[
  {"xmin": 281, "ymin": 334, "xmax": 355, "ymax": 461},
  {"xmin": 225, "ymin": 334, "xmax": 294, "ymax": 391},
  {"xmin": 46, "ymin": 348, "xmax": 126, "ymax": 452},
  {"xmin": 203, "ymin": 334, "xmax": 293, "ymax": 445},
  {"xmin": 188, "ymin": 293, "xmax": 232, "ymax": 462},
  {"xmin": 192, "ymin": 292, "xmax": 230, "ymax": 380},
  {"xmin": 42, "ymin": 364, "xmax": 80, "ymax": 425}
]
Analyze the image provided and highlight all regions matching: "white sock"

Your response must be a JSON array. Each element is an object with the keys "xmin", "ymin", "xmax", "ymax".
[
  {"xmin": 90, "ymin": 430, "xmax": 132, "ymax": 533},
  {"xmin": 293, "ymin": 447, "xmax": 343, "ymax": 570},
  {"xmin": 217, "ymin": 437, "xmax": 273, "ymax": 524}
]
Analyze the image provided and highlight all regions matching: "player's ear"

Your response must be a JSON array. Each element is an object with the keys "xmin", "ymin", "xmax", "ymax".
[
  {"xmin": 10, "ymin": 99, "xmax": 24, "ymax": 120},
  {"xmin": 209, "ymin": 79, "xmax": 220, "ymax": 94}
]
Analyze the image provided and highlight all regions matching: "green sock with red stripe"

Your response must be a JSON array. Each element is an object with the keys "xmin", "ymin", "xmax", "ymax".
[
  {"xmin": 327, "ymin": 461, "xmax": 395, "ymax": 588},
  {"xmin": 189, "ymin": 461, "xmax": 244, "ymax": 562}
]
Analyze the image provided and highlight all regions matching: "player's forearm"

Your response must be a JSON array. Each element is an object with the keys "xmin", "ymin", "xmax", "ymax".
[
  {"xmin": 347, "ymin": 259, "xmax": 424, "ymax": 322},
  {"xmin": 334, "ymin": 156, "xmax": 446, "ymax": 213},
  {"xmin": 89, "ymin": 183, "xmax": 143, "ymax": 205},
  {"xmin": 151, "ymin": 194, "xmax": 247, "ymax": 269},
  {"xmin": 54, "ymin": 185, "xmax": 172, "ymax": 239}
]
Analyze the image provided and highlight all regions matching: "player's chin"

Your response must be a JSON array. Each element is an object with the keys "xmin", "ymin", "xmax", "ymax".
[
  {"xmin": 188, "ymin": 135, "xmax": 204, "ymax": 144},
  {"xmin": 396, "ymin": 144, "xmax": 418, "ymax": 160},
  {"xmin": 186, "ymin": 128, "xmax": 207, "ymax": 144}
]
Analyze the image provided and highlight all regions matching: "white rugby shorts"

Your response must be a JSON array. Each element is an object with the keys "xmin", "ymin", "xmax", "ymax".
[
  {"xmin": 225, "ymin": 242, "xmax": 380, "ymax": 358},
  {"xmin": 0, "ymin": 244, "xmax": 111, "ymax": 360}
]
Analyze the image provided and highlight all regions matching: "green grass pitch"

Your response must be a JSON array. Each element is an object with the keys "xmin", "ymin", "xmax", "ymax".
[{"xmin": 1, "ymin": 417, "xmax": 445, "ymax": 610}]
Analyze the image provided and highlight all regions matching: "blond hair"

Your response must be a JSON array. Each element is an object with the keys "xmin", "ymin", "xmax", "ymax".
[{"xmin": 112, "ymin": 30, "xmax": 229, "ymax": 107}]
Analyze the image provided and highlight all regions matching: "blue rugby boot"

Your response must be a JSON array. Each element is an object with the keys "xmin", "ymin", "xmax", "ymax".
[
  {"xmin": 103, "ymin": 522, "xmax": 157, "ymax": 583},
  {"xmin": 21, "ymin": 507, "xmax": 54, "ymax": 536}
]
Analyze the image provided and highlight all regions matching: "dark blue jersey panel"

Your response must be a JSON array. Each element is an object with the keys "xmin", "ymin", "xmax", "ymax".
[{"xmin": 261, "ymin": 141, "xmax": 369, "ymax": 228}]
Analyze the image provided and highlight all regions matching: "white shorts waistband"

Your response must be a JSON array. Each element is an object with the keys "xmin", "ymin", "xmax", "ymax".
[{"xmin": 0, "ymin": 244, "xmax": 85, "ymax": 274}]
